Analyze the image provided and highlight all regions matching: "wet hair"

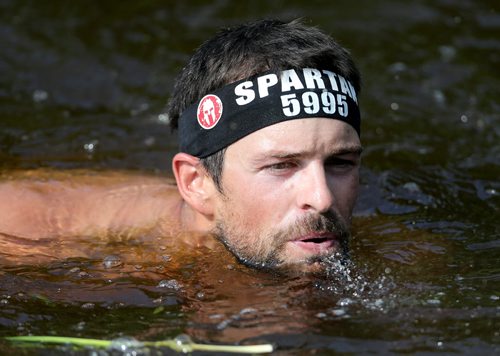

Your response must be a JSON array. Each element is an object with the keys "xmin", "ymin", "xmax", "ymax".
[{"xmin": 167, "ymin": 19, "xmax": 361, "ymax": 191}]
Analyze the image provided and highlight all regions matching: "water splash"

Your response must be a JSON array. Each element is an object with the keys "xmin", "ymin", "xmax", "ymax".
[{"xmin": 314, "ymin": 253, "xmax": 397, "ymax": 313}]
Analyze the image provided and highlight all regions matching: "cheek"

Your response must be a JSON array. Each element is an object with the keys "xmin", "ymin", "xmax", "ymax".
[
  {"xmin": 222, "ymin": 174, "xmax": 290, "ymax": 229},
  {"xmin": 329, "ymin": 170, "xmax": 359, "ymax": 216}
]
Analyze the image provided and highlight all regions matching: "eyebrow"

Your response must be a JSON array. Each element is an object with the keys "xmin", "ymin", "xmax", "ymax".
[{"xmin": 252, "ymin": 145, "xmax": 364, "ymax": 163}]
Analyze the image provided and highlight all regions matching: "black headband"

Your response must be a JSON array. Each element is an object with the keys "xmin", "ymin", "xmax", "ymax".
[{"xmin": 179, "ymin": 68, "xmax": 360, "ymax": 158}]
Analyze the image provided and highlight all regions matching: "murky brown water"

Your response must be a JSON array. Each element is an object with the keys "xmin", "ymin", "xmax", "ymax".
[{"xmin": 1, "ymin": 0, "xmax": 499, "ymax": 354}]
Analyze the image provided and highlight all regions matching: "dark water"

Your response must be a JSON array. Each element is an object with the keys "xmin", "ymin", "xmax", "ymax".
[{"xmin": 1, "ymin": 0, "xmax": 499, "ymax": 354}]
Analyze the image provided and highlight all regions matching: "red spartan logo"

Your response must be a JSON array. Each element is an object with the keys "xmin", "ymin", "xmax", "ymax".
[{"xmin": 197, "ymin": 94, "xmax": 223, "ymax": 129}]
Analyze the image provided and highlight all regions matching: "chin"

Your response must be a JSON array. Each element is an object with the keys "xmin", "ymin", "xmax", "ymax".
[
  {"xmin": 269, "ymin": 258, "xmax": 330, "ymax": 277},
  {"xmin": 292, "ymin": 262, "xmax": 327, "ymax": 275}
]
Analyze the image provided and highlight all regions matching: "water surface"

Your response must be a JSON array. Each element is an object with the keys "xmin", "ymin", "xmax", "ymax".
[{"xmin": 0, "ymin": 0, "xmax": 499, "ymax": 354}]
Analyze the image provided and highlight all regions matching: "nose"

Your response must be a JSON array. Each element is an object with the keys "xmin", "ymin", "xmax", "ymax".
[{"xmin": 296, "ymin": 162, "xmax": 334, "ymax": 213}]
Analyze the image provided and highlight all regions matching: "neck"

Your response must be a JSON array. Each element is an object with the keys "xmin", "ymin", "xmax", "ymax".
[
  {"xmin": 175, "ymin": 200, "xmax": 220, "ymax": 250},
  {"xmin": 179, "ymin": 200, "xmax": 214, "ymax": 232}
]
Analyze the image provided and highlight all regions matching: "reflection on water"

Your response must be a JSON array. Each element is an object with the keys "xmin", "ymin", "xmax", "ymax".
[{"xmin": 1, "ymin": 0, "xmax": 499, "ymax": 354}]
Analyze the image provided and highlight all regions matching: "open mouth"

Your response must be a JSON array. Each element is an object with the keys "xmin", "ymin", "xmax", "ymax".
[
  {"xmin": 297, "ymin": 231, "xmax": 337, "ymax": 243},
  {"xmin": 300, "ymin": 236, "xmax": 332, "ymax": 243},
  {"xmin": 290, "ymin": 233, "xmax": 338, "ymax": 253}
]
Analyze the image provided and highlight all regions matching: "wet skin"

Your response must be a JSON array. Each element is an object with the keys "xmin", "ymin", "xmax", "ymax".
[
  {"xmin": 209, "ymin": 118, "xmax": 362, "ymax": 273},
  {"xmin": 0, "ymin": 118, "xmax": 361, "ymax": 274},
  {"xmin": 0, "ymin": 172, "xmax": 185, "ymax": 263}
]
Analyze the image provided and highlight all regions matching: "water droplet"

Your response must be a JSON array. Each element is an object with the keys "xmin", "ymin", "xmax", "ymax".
[
  {"xmin": 337, "ymin": 298, "xmax": 353, "ymax": 307},
  {"xmin": 174, "ymin": 334, "xmax": 193, "ymax": 353},
  {"xmin": 103, "ymin": 255, "xmax": 122, "ymax": 269},
  {"xmin": 460, "ymin": 114, "xmax": 468, "ymax": 123},
  {"xmin": 196, "ymin": 291, "xmax": 205, "ymax": 299},
  {"xmin": 158, "ymin": 279, "xmax": 182, "ymax": 290},
  {"xmin": 373, "ymin": 299, "xmax": 384, "ymax": 308},
  {"xmin": 1, "ymin": 299, "xmax": 9, "ymax": 305},
  {"xmin": 68, "ymin": 267, "xmax": 80, "ymax": 274},
  {"xmin": 81, "ymin": 302, "xmax": 95, "ymax": 309},
  {"xmin": 216, "ymin": 319, "xmax": 231, "ymax": 330},
  {"xmin": 331, "ymin": 308, "xmax": 346, "ymax": 316},
  {"xmin": 387, "ymin": 62, "xmax": 407, "ymax": 74},
  {"xmin": 490, "ymin": 295, "xmax": 499, "ymax": 301},
  {"xmin": 32, "ymin": 89, "xmax": 48, "ymax": 103},
  {"xmin": 209, "ymin": 313, "xmax": 224, "ymax": 320},
  {"xmin": 157, "ymin": 113, "xmax": 170, "ymax": 124},
  {"xmin": 426, "ymin": 299, "xmax": 441, "ymax": 305},
  {"xmin": 439, "ymin": 45, "xmax": 456, "ymax": 62},
  {"xmin": 78, "ymin": 271, "xmax": 90, "ymax": 278},
  {"xmin": 143, "ymin": 136, "xmax": 155, "ymax": 146},
  {"xmin": 403, "ymin": 182, "xmax": 421, "ymax": 192},
  {"xmin": 108, "ymin": 336, "xmax": 142, "ymax": 352},
  {"xmin": 161, "ymin": 255, "xmax": 171, "ymax": 262},
  {"xmin": 239, "ymin": 307, "xmax": 257, "ymax": 315},
  {"xmin": 486, "ymin": 189, "xmax": 497, "ymax": 196},
  {"xmin": 130, "ymin": 102, "xmax": 150, "ymax": 116},
  {"xmin": 433, "ymin": 89, "xmax": 446, "ymax": 105},
  {"xmin": 83, "ymin": 140, "xmax": 99, "ymax": 153},
  {"xmin": 73, "ymin": 321, "xmax": 86, "ymax": 331}
]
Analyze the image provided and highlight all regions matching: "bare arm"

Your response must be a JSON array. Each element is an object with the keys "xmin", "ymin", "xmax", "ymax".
[{"xmin": 0, "ymin": 170, "xmax": 182, "ymax": 263}]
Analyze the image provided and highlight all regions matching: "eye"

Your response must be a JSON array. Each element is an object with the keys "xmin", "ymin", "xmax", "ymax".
[
  {"xmin": 325, "ymin": 157, "xmax": 357, "ymax": 172},
  {"xmin": 265, "ymin": 161, "xmax": 298, "ymax": 172}
]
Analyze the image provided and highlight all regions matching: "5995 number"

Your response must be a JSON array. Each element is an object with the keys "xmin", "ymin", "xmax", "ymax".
[{"xmin": 281, "ymin": 91, "xmax": 348, "ymax": 117}]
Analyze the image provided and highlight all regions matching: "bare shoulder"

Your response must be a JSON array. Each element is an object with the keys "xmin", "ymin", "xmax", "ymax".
[{"xmin": 0, "ymin": 169, "xmax": 182, "ymax": 241}]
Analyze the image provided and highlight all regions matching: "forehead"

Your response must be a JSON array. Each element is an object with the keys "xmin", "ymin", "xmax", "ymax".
[{"xmin": 227, "ymin": 118, "xmax": 361, "ymax": 158}]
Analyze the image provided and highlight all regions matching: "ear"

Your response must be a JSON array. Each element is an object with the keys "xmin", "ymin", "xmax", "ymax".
[{"xmin": 172, "ymin": 153, "xmax": 217, "ymax": 217}]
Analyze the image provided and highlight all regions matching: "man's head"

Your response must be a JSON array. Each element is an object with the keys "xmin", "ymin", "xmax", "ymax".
[{"xmin": 169, "ymin": 19, "xmax": 362, "ymax": 274}]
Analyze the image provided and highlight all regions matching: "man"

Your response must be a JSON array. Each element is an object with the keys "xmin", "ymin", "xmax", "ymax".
[{"xmin": 0, "ymin": 19, "xmax": 362, "ymax": 274}]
